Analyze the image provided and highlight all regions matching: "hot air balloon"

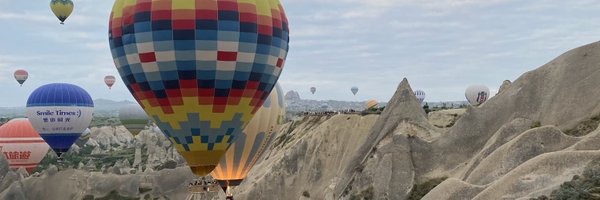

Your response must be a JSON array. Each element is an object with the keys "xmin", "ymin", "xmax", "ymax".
[
  {"xmin": 14, "ymin": 70, "xmax": 28, "ymax": 87},
  {"xmin": 465, "ymin": 85, "xmax": 490, "ymax": 106},
  {"xmin": 104, "ymin": 75, "xmax": 117, "ymax": 90},
  {"xmin": 366, "ymin": 99, "xmax": 378, "ymax": 109},
  {"xmin": 75, "ymin": 128, "xmax": 91, "ymax": 147},
  {"xmin": 211, "ymin": 84, "xmax": 285, "ymax": 197},
  {"xmin": 351, "ymin": 86, "xmax": 359, "ymax": 96},
  {"xmin": 310, "ymin": 87, "xmax": 316, "ymax": 94},
  {"xmin": 26, "ymin": 83, "xmax": 94, "ymax": 159},
  {"xmin": 50, "ymin": 0, "xmax": 74, "ymax": 25},
  {"xmin": 414, "ymin": 90, "xmax": 426, "ymax": 104},
  {"xmin": 109, "ymin": 0, "xmax": 290, "ymax": 179},
  {"xmin": 0, "ymin": 119, "xmax": 50, "ymax": 173},
  {"xmin": 118, "ymin": 104, "xmax": 151, "ymax": 136}
]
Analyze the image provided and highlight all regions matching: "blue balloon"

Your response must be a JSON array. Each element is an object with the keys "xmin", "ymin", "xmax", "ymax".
[{"xmin": 26, "ymin": 83, "xmax": 94, "ymax": 158}]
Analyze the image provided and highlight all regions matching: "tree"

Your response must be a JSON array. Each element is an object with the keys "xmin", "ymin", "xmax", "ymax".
[{"xmin": 423, "ymin": 103, "xmax": 431, "ymax": 114}]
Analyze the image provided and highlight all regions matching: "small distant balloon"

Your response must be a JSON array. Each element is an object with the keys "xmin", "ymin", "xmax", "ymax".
[
  {"xmin": 14, "ymin": 70, "xmax": 28, "ymax": 86},
  {"xmin": 465, "ymin": 85, "xmax": 490, "ymax": 106},
  {"xmin": 26, "ymin": 83, "xmax": 94, "ymax": 158},
  {"xmin": 310, "ymin": 87, "xmax": 316, "ymax": 94},
  {"xmin": 414, "ymin": 90, "xmax": 426, "ymax": 103},
  {"xmin": 50, "ymin": 0, "xmax": 74, "ymax": 25},
  {"xmin": 351, "ymin": 87, "xmax": 359, "ymax": 96},
  {"xmin": 104, "ymin": 75, "xmax": 116, "ymax": 90},
  {"xmin": 366, "ymin": 99, "xmax": 378, "ymax": 109}
]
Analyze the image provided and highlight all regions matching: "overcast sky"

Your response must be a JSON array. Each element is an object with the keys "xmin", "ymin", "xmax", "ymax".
[{"xmin": 1, "ymin": 0, "xmax": 600, "ymax": 107}]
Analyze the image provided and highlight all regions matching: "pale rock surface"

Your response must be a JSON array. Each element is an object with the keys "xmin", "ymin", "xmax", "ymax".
[
  {"xmin": 427, "ymin": 109, "xmax": 466, "ymax": 129},
  {"xmin": 3, "ymin": 41, "xmax": 600, "ymax": 199}
]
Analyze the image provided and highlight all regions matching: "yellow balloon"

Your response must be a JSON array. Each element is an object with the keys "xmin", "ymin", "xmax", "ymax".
[
  {"xmin": 50, "ymin": 0, "xmax": 74, "ymax": 24},
  {"xmin": 211, "ymin": 84, "xmax": 286, "ymax": 187}
]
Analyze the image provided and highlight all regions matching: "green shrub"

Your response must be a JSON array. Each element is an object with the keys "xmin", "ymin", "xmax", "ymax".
[
  {"xmin": 531, "ymin": 121, "xmax": 542, "ymax": 129},
  {"xmin": 408, "ymin": 177, "xmax": 447, "ymax": 200},
  {"xmin": 564, "ymin": 115, "xmax": 600, "ymax": 137},
  {"xmin": 531, "ymin": 159, "xmax": 600, "ymax": 199},
  {"xmin": 302, "ymin": 191, "xmax": 310, "ymax": 198}
]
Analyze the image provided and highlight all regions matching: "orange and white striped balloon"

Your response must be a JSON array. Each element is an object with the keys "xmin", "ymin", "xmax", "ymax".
[{"xmin": 0, "ymin": 119, "xmax": 49, "ymax": 173}]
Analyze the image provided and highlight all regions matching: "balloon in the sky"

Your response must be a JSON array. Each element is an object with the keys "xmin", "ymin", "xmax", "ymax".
[
  {"xmin": 414, "ymin": 90, "xmax": 426, "ymax": 103},
  {"xmin": 14, "ymin": 70, "xmax": 28, "ymax": 87},
  {"xmin": 366, "ymin": 99, "xmax": 378, "ymax": 109},
  {"xmin": 118, "ymin": 104, "xmax": 151, "ymax": 136},
  {"xmin": 104, "ymin": 75, "xmax": 116, "ymax": 90},
  {"xmin": 351, "ymin": 86, "xmax": 359, "ymax": 96},
  {"xmin": 211, "ymin": 84, "xmax": 285, "ymax": 189},
  {"xmin": 26, "ymin": 83, "xmax": 94, "ymax": 158},
  {"xmin": 0, "ymin": 119, "xmax": 50, "ymax": 173},
  {"xmin": 310, "ymin": 87, "xmax": 316, "ymax": 94},
  {"xmin": 109, "ymin": 0, "xmax": 290, "ymax": 177},
  {"xmin": 465, "ymin": 85, "xmax": 490, "ymax": 106},
  {"xmin": 50, "ymin": 0, "xmax": 74, "ymax": 25},
  {"xmin": 75, "ymin": 128, "xmax": 91, "ymax": 147}
]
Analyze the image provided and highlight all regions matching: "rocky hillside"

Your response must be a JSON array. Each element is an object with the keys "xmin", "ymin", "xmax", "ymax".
[
  {"xmin": 1, "ymin": 41, "xmax": 600, "ymax": 199},
  {"xmin": 235, "ymin": 41, "xmax": 600, "ymax": 199}
]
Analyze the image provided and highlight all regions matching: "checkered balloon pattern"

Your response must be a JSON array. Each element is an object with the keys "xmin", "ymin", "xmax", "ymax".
[{"xmin": 108, "ymin": 0, "xmax": 289, "ymax": 175}]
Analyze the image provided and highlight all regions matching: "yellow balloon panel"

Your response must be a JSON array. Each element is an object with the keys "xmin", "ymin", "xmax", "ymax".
[{"xmin": 211, "ymin": 84, "xmax": 285, "ymax": 184}]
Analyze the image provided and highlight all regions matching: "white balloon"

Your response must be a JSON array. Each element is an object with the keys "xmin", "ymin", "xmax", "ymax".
[{"xmin": 465, "ymin": 85, "xmax": 490, "ymax": 106}]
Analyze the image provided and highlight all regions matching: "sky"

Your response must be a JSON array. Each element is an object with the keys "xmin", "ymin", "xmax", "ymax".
[{"xmin": 1, "ymin": 0, "xmax": 600, "ymax": 107}]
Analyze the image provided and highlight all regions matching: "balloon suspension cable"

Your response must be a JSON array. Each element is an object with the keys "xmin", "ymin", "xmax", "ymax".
[
  {"xmin": 226, "ymin": 186, "xmax": 234, "ymax": 200},
  {"xmin": 186, "ymin": 176, "xmax": 220, "ymax": 200}
]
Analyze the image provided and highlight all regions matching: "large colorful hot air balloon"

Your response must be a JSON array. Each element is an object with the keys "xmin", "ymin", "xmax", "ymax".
[
  {"xmin": 465, "ymin": 85, "xmax": 490, "ymax": 106},
  {"xmin": 109, "ymin": 0, "xmax": 290, "ymax": 177},
  {"xmin": 211, "ymin": 83, "xmax": 285, "ymax": 195},
  {"xmin": 104, "ymin": 75, "xmax": 117, "ymax": 90},
  {"xmin": 14, "ymin": 70, "xmax": 28, "ymax": 87},
  {"xmin": 414, "ymin": 90, "xmax": 426, "ymax": 104},
  {"xmin": 0, "ymin": 119, "xmax": 50, "ymax": 173},
  {"xmin": 366, "ymin": 99, "xmax": 378, "ymax": 109},
  {"xmin": 75, "ymin": 128, "xmax": 91, "ymax": 147},
  {"xmin": 118, "ymin": 104, "xmax": 151, "ymax": 136},
  {"xmin": 310, "ymin": 87, "xmax": 316, "ymax": 94},
  {"xmin": 50, "ymin": 0, "xmax": 74, "ymax": 25},
  {"xmin": 351, "ymin": 86, "xmax": 359, "ymax": 96},
  {"xmin": 26, "ymin": 83, "xmax": 94, "ymax": 158}
]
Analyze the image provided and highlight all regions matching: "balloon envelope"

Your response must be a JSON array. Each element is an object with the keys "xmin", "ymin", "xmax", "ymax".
[
  {"xmin": 414, "ymin": 90, "xmax": 426, "ymax": 103},
  {"xmin": 211, "ymin": 83, "xmax": 285, "ymax": 186},
  {"xmin": 0, "ymin": 119, "xmax": 50, "ymax": 173},
  {"xmin": 310, "ymin": 87, "xmax": 316, "ymax": 94},
  {"xmin": 75, "ymin": 128, "xmax": 91, "ymax": 147},
  {"xmin": 366, "ymin": 99, "xmax": 378, "ymax": 109},
  {"xmin": 50, "ymin": 0, "xmax": 74, "ymax": 24},
  {"xmin": 109, "ymin": 0, "xmax": 290, "ymax": 176},
  {"xmin": 351, "ymin": 86, "xmax": 359, "ymax": 95},
  {"xmin": 118, "ymin": 104, "xmax": 150, "ymax": 136},
  {"xmin": 465, "ymin": 85, "xmax": 490, "ymax": 106},
  {"xmin": 26, "ymin": 83, "xmax": 94, "ymax": 158},
  {"xmin": 104, "ymin": 75, "xmax": 116, "ymax": 89},
  {"xmin": 14, "ymin": 70, "xmax": 28, "ymax": 86}
]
